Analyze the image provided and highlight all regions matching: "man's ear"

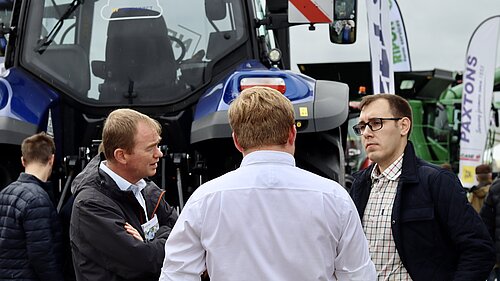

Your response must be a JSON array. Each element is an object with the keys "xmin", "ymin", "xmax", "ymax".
[
  {"xmin": 288, "ymin": 124, "xmax": 297, "ymax": 145},
  {"xmin": 400, "ymin": 117, "xmax": 411, "ymax": 136},
  {"xmin": 232, "ymin": 132, "xmax": 244, "ymax": 153},
  {"xmin": 21, "ymin": 156, "xmax": 26, "ymax": 168},
  {"xmin": 113, "ymin": 148, "xmax": 128, "ymax": 165},
  {"xmin": 48, "ymin": 154, "xmax": 55, "ymax": 166}
]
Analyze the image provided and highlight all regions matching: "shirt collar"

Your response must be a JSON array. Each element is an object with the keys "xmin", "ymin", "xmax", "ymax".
[
  {"xmin": 371, "ymin": 154, "xmax": 404, "ymax": 181},
  {"xmin": 240, "ymin": 150, "xmax": 296, "ymax": 167},
  {"xmin": 99, "ymin": 161, "xmax": 146, "ymax": 192}
]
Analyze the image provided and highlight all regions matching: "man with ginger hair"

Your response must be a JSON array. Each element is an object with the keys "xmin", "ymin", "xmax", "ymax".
[
  {"xmin": 70, "ymin": 108, "xmax": 177, "ymax": 281},
  {"xmin": 159, "ymin": 87, "xmax": 375, "ymax": 281}
]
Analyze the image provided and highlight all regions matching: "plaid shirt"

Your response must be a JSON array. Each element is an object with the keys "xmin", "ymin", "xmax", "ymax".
[{"xmin": 362, "ymin": 154, "xmax": 412, "ymax": 281}]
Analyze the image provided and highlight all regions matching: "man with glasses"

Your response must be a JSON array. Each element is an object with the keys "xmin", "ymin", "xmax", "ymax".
[{"xmin": 349, "ymin": 94, "xmax": 494, "ymax": 280}]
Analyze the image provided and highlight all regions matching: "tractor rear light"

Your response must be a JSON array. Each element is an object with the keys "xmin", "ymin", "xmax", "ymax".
[{"xmin": 240, "ymin": 77, "xmax": 286, "ymax": 94}]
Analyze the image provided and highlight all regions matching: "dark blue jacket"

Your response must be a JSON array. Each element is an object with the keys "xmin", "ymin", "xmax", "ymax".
[
  {"xmin": 480, "ymin": 178, "xmax": 500, "ymax": 262},
  {"xmin": 0, "ymin": 173, "xmax": 64, "ymax": 281},
  {"xmin": 70, "ymin": 155, "xmax": 178, "ymax": 281},
  {"xmin": 350, "ymin": 142, "xmax": 495, "ymax": 281}
]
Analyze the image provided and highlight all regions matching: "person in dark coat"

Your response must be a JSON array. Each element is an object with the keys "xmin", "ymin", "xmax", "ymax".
[
  {"xmin": 0, "ymin": 132, "xmax": 64, "ymax": 281},
  {"xmin": 481, "ymin": 177, "xmax": 500, "ymax": 281},
  {"xmin": 349, "ymin": 94, "xmax": 495, "ymax": 281},
  {"xmin": 70, "ymin": 108, "xmax": 178, "ymax": 281}
]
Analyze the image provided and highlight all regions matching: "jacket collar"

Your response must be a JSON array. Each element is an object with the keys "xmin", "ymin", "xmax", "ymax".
[
  {"xmin": 18, "ymin": 172, "xmax": 52, "ymax": 190},
  {"xmin": 360, "ymin": 141, "xmax": 419, "ymax": 184},
  {"xmin": 17, "ymin": 172, "xmax": 55, "ymax": 203},
  {"xmin": 95, "ymin": 157, "xmax": 135, "ymax": 199},
  {"xmin": 72, "ymin": 153, "xmax": 134, "ymax": 198},
  {"xmin": 399, "ymin": 141, "xmax": 419, "ymax": 183},
  {"xmin": 18, "ymin": 172, "xmax": 43, "ymax": 183},
  {"xmin": 99, "ymin": 160, "xmax": 146, "ymax": 193}
]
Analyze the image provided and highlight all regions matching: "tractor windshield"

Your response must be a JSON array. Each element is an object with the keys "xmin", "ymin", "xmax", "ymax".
[{"xmin": 20, "ymin": 0, "xmax": 247, "ymax": 106}]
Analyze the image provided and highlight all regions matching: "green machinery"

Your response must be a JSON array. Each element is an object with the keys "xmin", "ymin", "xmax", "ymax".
[
  {"xmin": 401, "ymin": 67, "xmax": 500, "ymax": 171},
  {"xmin": 342, "ymin": 67, "xmax": 500, "ymax": 176}
]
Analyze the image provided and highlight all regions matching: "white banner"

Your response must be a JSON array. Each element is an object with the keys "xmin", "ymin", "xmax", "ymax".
[
  {"xmin": 389, "ymin": 0, "xmax": 411, "ymax": 72},
  {"xmin": 366, "ymin": 0, "xmax": 394, "ymax": 94},
  {"xmin": 459, "ymin": 16, "xmax": 500, "ymax": 187}
]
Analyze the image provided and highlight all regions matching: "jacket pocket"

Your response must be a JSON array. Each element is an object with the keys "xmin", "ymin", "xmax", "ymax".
[{"xmin": 401, "ymin": 207, "xmax": 434, "ymax": 222}]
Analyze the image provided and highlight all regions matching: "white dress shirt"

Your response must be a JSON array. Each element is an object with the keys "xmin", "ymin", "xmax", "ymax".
[
  {"xmin": 159, "ymin": 150, "xmax": 375, "ymax": 281},
  {"xmin": 99, "ymin": 161, "xmax": 148, "ymax": 218}
]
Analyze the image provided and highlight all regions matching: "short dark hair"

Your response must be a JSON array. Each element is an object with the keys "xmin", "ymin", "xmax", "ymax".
[
  {"xmin": 359, "ymin": 94, "xmax": 413, "ymax": 137},
  {"xmin": 475, "ymin": 164, "xmax": 492, "ymax": 175},
  {"xmin": 476, "ymin": 164, "xmax": 492, "ymax": 183},
  {"xmin": 21, "ymin": 132, "xmax": 55, "ymax": 165}
]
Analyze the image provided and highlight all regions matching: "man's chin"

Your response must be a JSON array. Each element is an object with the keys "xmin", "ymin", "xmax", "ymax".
[
  {"xmin": 366, "ymin": 153, "xmax": 378, "ymax": 164},
  {"xmin": 147, "ymin": 169, "xmax": 157, "ymax": 177}
]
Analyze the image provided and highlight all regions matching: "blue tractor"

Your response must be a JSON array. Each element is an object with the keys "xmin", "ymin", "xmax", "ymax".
[{"xmin": 0, "ymin": 0, "xmax": 354, "ymax": 208}]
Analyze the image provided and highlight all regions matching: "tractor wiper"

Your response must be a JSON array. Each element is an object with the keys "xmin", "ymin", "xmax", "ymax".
[{"xmin": 34, "ymin": 0, "xmax": 82, "ymax": 54}]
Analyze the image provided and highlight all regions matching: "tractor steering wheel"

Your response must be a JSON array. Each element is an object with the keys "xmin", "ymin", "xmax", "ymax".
[{"xmin": 169, "ymin": 36, "xmax": 187, "ymax": 63}]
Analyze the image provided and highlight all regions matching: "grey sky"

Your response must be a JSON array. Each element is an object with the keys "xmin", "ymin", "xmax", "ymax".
[{"xmin": 290, "ymin": 0, "xmax": 500, "ymax": 72}]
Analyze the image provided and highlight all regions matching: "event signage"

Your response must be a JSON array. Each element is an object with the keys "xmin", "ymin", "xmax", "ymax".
[{"xmin": 459, "ymin": 16, "xmax": 500, "ymax": 187}]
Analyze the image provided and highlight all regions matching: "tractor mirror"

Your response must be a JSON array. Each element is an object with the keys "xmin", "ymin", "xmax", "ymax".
[
  {"xmin": 329, "ymin": 0, "xmax": 357, "ymax": 44},
  {"xmin": 91, "ymin": 61, "xmax": 106, "ymax": 79},
  {"xmin": 206, "ymin": 0, "xmax": 226, "ymax": 21}
]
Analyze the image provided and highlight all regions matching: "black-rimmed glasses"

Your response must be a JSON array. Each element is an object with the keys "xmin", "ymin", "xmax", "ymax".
[{"xmin": 352, "ymin": 117, "xmax": 402, "ymax": 136}]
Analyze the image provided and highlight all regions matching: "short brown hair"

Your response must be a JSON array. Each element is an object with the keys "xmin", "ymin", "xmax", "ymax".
[
  {"xmin": 102, "ymin": 108, "xmax": 161, "ymax": 161},
  {"xmin": 228, "ymin": 87, "xmax": 295, "ymax": 150},
  {"xmin": 476, "ymin": 164, "xmax": 492, "ymax": 175},
  {"xmin": 359, "ymin": 94, "xmax": 413, "ymax": 137},
  {"xmin": 476, "ymin": 164, "xmax": 492, "ymax": 183},
  {"xmin": 21, "ymin": 132, "xmax": 55, "ymax": 165}
]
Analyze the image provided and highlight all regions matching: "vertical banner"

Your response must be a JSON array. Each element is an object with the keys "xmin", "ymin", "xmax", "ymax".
[
  {"xmin": 459, "ymin": 16, "xmax": 500, "ymax": 187},
  {"xmin": 366, "ymin": 0, "xmax": 394, "ymax": 94},
  {"xmin": 389, "ymin": 0, "xmax": 411, "ymax": 72}
]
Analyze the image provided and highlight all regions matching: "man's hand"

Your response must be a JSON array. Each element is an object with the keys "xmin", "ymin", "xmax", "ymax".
[{"xmin": 124, "ymin": 222, "xmax": 143, "ymax": 242}]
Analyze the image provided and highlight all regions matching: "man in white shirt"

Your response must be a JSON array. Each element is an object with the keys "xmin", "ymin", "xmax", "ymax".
[{"xmin": 159, "ymin": 87, "xmax": 376, "ymax": 281}]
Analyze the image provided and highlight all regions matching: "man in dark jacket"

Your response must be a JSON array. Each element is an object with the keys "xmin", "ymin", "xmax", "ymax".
[
  {"xmin": 0, "ymin": 132, "xmax": 64, "ymax": 281},
  {"xmin": 350, "ymin": 94, "xmax": 495, "ymax": 280},
  {"xmin": 70, "ymin": 108, "xmax": 178, "ymax": 281},
  {"xmin": 481, "ymin": 178, "xmax": 500, "ymax": 281}
]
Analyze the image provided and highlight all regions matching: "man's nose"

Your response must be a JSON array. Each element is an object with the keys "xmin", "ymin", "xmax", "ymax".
[
  {"xmin": 361, "ymin": 126, "xmax": 373, "ymax": 137},
  {"xmin": 155, "ymin": 146, "xmax": 164, "ymax": 158}
]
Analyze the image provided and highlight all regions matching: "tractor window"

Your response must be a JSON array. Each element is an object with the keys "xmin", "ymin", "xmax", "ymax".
[
  {"xmin": 0, "ymin": 1, "xmax": 11, "ymax": 26},
  {"xmin": 20, "ymin": 0, "xmax": 248, "ymax": 106},
  {"xmin": 41, "ymin": 0, "xmax": 76, "ymax": 44},
  {"xmin": 0, "ymin": 0, "xmax": 13, "ymax": 59},
  {"xmin": 21, "ymin": 0, "xmax": 89, "ymax": 98}
]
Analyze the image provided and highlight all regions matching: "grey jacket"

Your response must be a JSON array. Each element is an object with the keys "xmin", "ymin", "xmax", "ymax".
[{"xmin": 70, "ymin": 155, "xmax": 177, "ymax": 281}]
